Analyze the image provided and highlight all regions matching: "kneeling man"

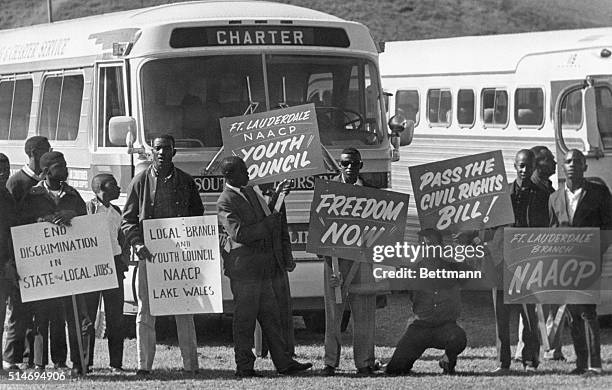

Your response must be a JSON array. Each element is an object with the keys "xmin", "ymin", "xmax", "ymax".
[{"xmin": 385, "ymin": 229, "xmax": 467, "ymax": 375}]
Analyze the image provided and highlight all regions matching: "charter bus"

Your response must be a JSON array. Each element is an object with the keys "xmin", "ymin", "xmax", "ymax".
[
  {"xmin": 0, "ymin": 1, "xmax": 404, "ymax": 331},
  {"xmin": 380, "ymin": 28, "xmax": 612, "ymax": 314}
]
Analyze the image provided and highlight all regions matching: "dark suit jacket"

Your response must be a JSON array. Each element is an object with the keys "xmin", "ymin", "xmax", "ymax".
[
  {"xmin": 509, "ymin": 180, "xmax": 551, "ymax": 228},
  {"xmin": 217, "ymin": 185, "xmax": 279, "ymax": 280},
  {"xmin": 549, "ymin": 180, "xmax": 612, "ymax": 229}
]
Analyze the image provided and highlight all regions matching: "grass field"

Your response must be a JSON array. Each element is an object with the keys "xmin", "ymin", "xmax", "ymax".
[{"xmin": 4, "ymin": 292, "xmax": 612, "ymax": 389}]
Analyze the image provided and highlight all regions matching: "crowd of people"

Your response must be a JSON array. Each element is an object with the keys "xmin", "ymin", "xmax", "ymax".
[{"xmin": 0, "ymin": 134, "xmax": 610, "ymax": 378}]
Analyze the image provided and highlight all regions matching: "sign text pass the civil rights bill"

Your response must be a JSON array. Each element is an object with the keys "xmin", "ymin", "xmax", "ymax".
[
  {"xmin": 409, "ymin": 150, "xmax": 514, "ymax": 232},
  {"xmin": 12, "ymin": 214, "xmax": 117, "ymax": 302},
  {"xmin": 219, "ymin": 103, "xmax": 327, "ymax": 185}
]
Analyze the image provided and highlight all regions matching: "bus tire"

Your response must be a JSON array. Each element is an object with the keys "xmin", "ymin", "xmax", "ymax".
[
  {"xmin": 123, "ymin": 315, "xmax": 136, "ymax": 339},
  {"xmin": 303, "ymin": 311, "xmax": 351, "ymax": 333}
]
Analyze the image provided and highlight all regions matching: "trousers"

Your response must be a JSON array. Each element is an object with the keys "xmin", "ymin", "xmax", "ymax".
[
  {"xmin": 136, "ymin": 260, "xmax": 198, "ymax": 371},
  {"xmin": 84, "ymin": 267, "xmax": 125, "ymax": 369},
  {"xmin": 323, "ymin": 258, "xmax": 376, "ymax": 370},
  {"xmin": 567, "ymin": 304, "xmax": 601, "ymax": 369},
  {"xmin": 493, "ymin": 289, "xmax": 539, "ymax": 368},
  {"xmin": 230, "ymin": 276, "xmax": 292, "ymax": 372},
  {"xmin": 386, "ymin": 321, "xmax": 467, "ymax": 374}
]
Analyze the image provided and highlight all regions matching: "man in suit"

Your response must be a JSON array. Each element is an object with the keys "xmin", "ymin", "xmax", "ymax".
[
  {"xmin": 257, "ymin": 181, "xmax": 296, "ymax": 358},
  {"xmin": 217, "ymin": 156, "xmax": 312, "ymax": 377},
  {"xmin": 549, "ymin": 148, "xmax": 612, "ymax": 375},
  {"xmin": 492, "ymin": 149, "xmax": 545, "ymax": 373},
  {"xmin": 515, "ymin": 145, "xmax": 562, "ymax": 361},
  {"xmin": 322, "ymin": 147, "xmax": 379, "ymax": 376},
  {"xmin": 122, "ymin": 134, "xmax": 202, "ymax": 375}
]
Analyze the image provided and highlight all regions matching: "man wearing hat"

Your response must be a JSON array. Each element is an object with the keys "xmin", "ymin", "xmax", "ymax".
[
  {"xmin": 18, "ymin": 151, "xmax": 91, "ymax": 375},
  {"xmin": 3, "ymin": 136, "xmax": 69, "ymax": 371}
]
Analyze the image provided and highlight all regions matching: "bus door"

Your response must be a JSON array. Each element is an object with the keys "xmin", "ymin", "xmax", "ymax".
[
  {"xmin": 93, "ymin": 61, "xmax": 137, "ymax": 313},
  {"xmin": 553, "ymin": 76, "xmax": 612, "ymax": 314},
  {"xmin": 92, "ymin": 61, "xmax": 133, "ymax": 200}
]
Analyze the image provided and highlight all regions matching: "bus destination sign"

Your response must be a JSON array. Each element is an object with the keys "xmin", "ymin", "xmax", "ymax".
[{"xmin": 170, "ymin": 26, "xmax": 349, "ymax": 48}]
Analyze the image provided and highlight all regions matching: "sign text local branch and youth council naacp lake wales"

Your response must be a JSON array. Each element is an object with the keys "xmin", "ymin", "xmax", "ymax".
[{"xmin": 143, "ymin": 215, "xmax": 223, "ymax": 316}]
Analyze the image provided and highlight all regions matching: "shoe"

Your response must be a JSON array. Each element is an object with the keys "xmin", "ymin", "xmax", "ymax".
[
  {"xmin": 523, "ymin": 361, "xmax": 538, "ymax": 371},
  {"xmin": 34, "ymin": 365, "xmax": 45, "ymax": 372},
  {"xmin": 372, "ymin": 360, "xmax": 383, "ymax": 371},
  {"xmin": 586, "ymin": 367, "xmax": 603, "ymax": 376},
  {"xmin": 278, "ymin": 361, "xmax": 313, "ymax": 375},
  {"xmin": 6, "ymin": 364, "xmax": 20, "ymax": 371},
  {"xmin": 490, "ymin": 367, "xmax": 510, "ymax": 374},
  {"xmin": 109, "ymin": 366, "xmax": 124, "ymax": 373},
  {"xmin": 235, "ymin": 369, "xmax": 262, "ymax": 378},
  {"xmin": 70, "ymin": 367, "xmax": 85, "ymax": 376},
  {"xmin": 321, "ymin": 365, "xmax": 335, "ymax": 376},
  {"xmin": 136, "ymin": 369, "xmax": 151, "ymax": 376},
  {"xmin": 54, "ymin": 362, "xmax": 68, "ymax": 369},
  {"xmin": 180, "ymin": 368, "xmax": 199, "ymax": 375},
  {"xmin": 544, "ymin": 351, "xmax": 566, "ymax": 361},
  {"xmin": 569, "ymin": 368, "xmax": 586, "ymax": 375},
  {"xmin": 439, "ymin": 355, "xmax": 456, "ymax": 375},
  {"xmin": 356, "ymin": 366, "xmax": 380, "ymax": 376}
]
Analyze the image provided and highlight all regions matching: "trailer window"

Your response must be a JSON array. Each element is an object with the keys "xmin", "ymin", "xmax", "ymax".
[
  {"xmin": 39, "ymin": 74, "xmax": 83, "ymax": 141},
  {"xmin": 481, "ymin": 88, "xmax": 508, "ymax": 127},
  {"xmin": 427, "ymin": 89, "xmax": 451, "ymax": 126},
  {"xmin": 395, "ymin": 90, "xmax": 419, "ymax": 125},
  {"xmin": 457, "ymin": 89, "xmax": 475, "ymax": 126},
  {"xmin": 515, "ymin": 88, "xmax": 544, "ymax": 127},
  {"xmin": 0, "ymin": 79, "xmax": 32, "ymax": 140}
]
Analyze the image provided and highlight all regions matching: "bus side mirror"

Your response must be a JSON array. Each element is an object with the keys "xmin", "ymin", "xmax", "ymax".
[
  {"xmin": 584, "ymin": 86, "xmax": 605, "ymax": 158},
  {"xmin": 109, "ymin": 116, "xmax": 136, "ymax": 148},
  {"xmin": 388, "ymin": 114, "xmax": 414, "ymax": 146}
]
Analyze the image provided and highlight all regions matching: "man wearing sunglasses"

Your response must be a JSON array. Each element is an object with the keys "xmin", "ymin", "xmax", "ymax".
[{"xmin": 322, "ymin": 147, "xmax": 380, "ymax": 376}]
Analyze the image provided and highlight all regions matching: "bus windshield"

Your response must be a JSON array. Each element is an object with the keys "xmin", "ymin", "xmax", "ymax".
[{"xmin": 140, "ymin": 55, "xmax": 384, "ymax": 148}]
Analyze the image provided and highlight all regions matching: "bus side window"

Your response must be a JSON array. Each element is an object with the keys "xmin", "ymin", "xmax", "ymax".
[
  {"xmin": 561, "ymin": 89, "xmax": 583, "ymax": 129},
  {"xmin": 514, "ymin": 87, "xmax": 544, "ymax": 127},
  {"xmin": 595, "ymin": 86, "xmax": 612, "ymax": 149},
  {"xmin": 427, "ymin": 89, "xmax": 451, "ymax": 126},
  {"xmin": 98, "ymin": 66, "xmax": 127, "ymax": 147},
  {"xmin": 0, "ymin": 79, "xmax": 32, "ymax": 140},
  {"xmin": 457, "ymin": 89, "xmax": 475, "ymax": 127},
  {"xmin": 395, "ymin": 90, "xmax": 419, "ymax": 126},
  {"xmin": 39, "ymin": 74, "xmax": 83, "ymax": 141},
  {"xmin": 481, "ymin": 88, "xmax": 508, "ymax": 127}
]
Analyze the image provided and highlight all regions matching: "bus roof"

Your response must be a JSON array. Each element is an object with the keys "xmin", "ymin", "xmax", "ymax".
[
  {"xmin": 0, "ymin": 1, "xmax": 373, "ymax": 71},
  {"xmin": 380, "ymin": 27, "xmax": 612, "ymax": 77}
]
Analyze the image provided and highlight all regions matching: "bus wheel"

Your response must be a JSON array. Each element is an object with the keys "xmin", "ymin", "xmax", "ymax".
[
  {"xmin": 598, "ymin": 315, "xmax": 612, "ymax": 328},
  {"xmin": 303, "ymin": 311, "xmax": 325, "ymax": 333},
  {"xmin": 303, "ymin": 311, "xmax": 351, "ymax": 333},
  {"xmin": 123, "ymin": 315, "xmax": 136, "ymax": 339}
]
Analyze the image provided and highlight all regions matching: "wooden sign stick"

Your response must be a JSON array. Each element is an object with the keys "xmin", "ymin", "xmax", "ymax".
[{"xmin": 332, "ymin": 257, "xmax": 342, "ymax": 304}]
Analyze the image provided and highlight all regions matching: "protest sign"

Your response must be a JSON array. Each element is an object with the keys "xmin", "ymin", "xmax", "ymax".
[
  {"xmin": 219, "ymin": 103, "xmax": 327, "ymax": 185},
  {"xmin": 409, "ymin": 150, "xmax": 513, "ymax": 232},
  {"xmin": 12, "ymin": 214, "xmax": 117, "ymax": 302},
  {"xmin": 143, "ymin": 215, "xmax": 223, "ymax": 316},
  {"xmin": 306, "ymin": 178, "xmax": 409, "ymax": 263},
  {"xmin": 503, "ymin": 227, "xmax": 601, "ymax": 304}
]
